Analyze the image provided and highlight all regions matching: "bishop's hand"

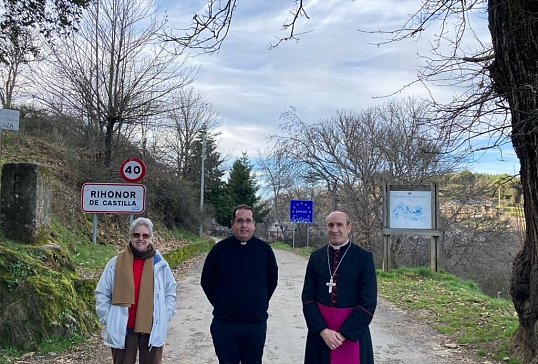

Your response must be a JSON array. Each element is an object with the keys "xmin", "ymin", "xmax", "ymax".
[{"xmin": 320, "ymin": 328, "xmax": 344, "ymax": 350}]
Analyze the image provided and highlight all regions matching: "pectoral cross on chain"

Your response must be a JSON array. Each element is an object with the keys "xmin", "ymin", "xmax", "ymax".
[{"xmin": 326, "ymin": 277, "xmax": 336, "ymax": 293}]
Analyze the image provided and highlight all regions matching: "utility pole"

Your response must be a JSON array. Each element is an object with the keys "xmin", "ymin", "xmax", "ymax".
[{"xmin": 199, "ymin": 128, "xmax": 206, "ymax": 238}]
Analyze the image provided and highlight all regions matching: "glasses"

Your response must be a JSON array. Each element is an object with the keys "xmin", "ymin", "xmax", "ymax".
[
  {"xmin": 234, "ymin": 219, "xmax": 254, "ymax": 225},
  {"xmin": 132, "ymin": 233, "xmax": 150, "ymax": 239}
]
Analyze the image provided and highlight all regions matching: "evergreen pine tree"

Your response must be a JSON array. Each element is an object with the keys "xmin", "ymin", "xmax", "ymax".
[{"xmin": 215, "ymin": 153, "xmax": 269, "ymax": 227}]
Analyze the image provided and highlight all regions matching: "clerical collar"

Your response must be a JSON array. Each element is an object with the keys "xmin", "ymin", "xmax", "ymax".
[
  {"xmin": 329, "ymin": 240, "xmax": 350, "ymax": 250},
  {"xmin": 235, "ymin": 236, "xmax": 249, "ymax": 245}
]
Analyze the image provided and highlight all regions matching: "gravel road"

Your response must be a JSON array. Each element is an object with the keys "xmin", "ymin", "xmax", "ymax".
[{"xmin": 162, "ymin": 248, "xmax": 487, "ymax": 364}]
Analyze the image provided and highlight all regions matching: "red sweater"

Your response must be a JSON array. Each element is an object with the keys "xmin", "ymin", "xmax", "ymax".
[{"xmin": 127, "ymin": 258, "xmax": 145, "ymax": 328}]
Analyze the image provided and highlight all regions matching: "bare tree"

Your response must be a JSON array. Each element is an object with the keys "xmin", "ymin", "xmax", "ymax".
[
  {"xmin": 256, "ymin": 144, "xmax": 303, "ymax": 244},
  {"xmin": 32, "ymin": 0, "xmax": 196, "ymax": 167},
  {"xmin": 273, "ymin": 98, "xmax": 457, "ymax": 258},
  {"xmin": 0, "ymin": 26, "xmax": 38, "ymax": 108},
  {"xmin": 374, "ymin": 98, "xmax": 464, "ymax": 183},
  {"xmin": 159, "ymin": 87, "xmax": 220, "ymax": 179}
]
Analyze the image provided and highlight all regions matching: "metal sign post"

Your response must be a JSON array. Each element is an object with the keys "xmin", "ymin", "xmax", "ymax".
[
  {"xmin": 92, "ymin": 214, "xmax": 98, "ymax": 245},
  {"xmin": 120, "ymin": 157, "xmax": 146, "ymax": 226},
  {"xmin": 289, "ymin": 199, "xmax": 314, "ymax": 248}
]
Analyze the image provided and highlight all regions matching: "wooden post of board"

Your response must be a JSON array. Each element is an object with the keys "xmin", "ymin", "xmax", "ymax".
[
  {"xmin": 430, "ymin": 235, "xmax": 440, "ymax": 272},
  {"xmin": 383, "ymin": 234, "xmax": 391, "ymax": 272},
  {"xmin": 430, "ymin": 183, "xmax": 440, "ymax": 272}
]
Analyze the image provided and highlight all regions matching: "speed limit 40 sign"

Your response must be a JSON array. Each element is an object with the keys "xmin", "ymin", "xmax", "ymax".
[{"xmin": 120, "ymin": 157, "xmax": 146, "ymax": 183}]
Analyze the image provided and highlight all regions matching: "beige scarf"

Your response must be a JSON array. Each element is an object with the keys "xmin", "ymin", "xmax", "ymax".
[{"xmin": 112, "ymin": 243, "xmax": 154, "ymax": 334}]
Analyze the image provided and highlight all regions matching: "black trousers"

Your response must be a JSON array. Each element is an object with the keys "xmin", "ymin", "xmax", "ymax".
[
  {"xmin": 111, "ymin": 329, "xmax": 163, "ymax": 364},
  {"xmin": 210, "ymin": 318, "xmax": 267, "ymax": 364}
]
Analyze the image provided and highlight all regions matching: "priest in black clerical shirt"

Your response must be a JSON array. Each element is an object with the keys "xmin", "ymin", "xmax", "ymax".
[
  {"xmin": 201, "ymin": 204, "xmax": 279, "ymax": 364},
  {"xmin": 301, "ymin": 210, "xmax": 377, "ymax": 364}
]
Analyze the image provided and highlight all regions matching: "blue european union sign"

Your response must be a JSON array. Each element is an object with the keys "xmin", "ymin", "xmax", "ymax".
[{"xmin": 290, "ymin": 200, "xmax": 314, "ymax": 223}]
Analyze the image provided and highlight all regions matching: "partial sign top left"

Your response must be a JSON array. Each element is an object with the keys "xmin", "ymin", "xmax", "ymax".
[{"xmin": 0, "ymin": 109, "xmax": 20, "ymax": 131}]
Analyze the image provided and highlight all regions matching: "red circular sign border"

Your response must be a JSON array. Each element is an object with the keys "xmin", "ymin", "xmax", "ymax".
[{"xmin": 120, "ymin": 157, "xmax": 146, "ymax": 183}]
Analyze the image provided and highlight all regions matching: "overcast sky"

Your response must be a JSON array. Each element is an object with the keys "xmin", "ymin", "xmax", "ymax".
[{"xmin": 163, "ymin": 0, "xmax": 519, "ymax": 176}]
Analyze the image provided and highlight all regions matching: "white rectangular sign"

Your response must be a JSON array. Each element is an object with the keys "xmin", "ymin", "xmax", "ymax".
[
  {"xmin": 389, "ymin": 190, "xmax": 432, "ymax": 229},
  {"xmin": 0, "ymin": 108, "xmax": 20, "ymax": 130},
  {"xmin": 81, "ymin": 183, "xmax": 146, "ymax": 213}
]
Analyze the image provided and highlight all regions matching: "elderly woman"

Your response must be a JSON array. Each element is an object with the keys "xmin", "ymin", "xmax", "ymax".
[{"xmin": 95, "ymin": 217, "xmax": 177, "ymax": 364}]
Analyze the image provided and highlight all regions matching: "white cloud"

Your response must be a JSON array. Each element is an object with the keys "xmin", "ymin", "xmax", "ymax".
[{"xmin": 161, "ymin": 0, "xmax": 517, "ymax": 175}]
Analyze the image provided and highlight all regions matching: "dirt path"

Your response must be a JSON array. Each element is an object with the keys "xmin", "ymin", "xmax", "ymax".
[
  {"xmin": 162, "ymin": 248, "xmax": 485, "ymax": 364},
  {"xmin": 14, "ymin": 247, "xmax": 493, "ymax": 364}
]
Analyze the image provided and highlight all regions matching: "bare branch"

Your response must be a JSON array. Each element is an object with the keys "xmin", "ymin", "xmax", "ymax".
[
  {"xmin": 462, "ymin": 54, "xmax": 495, "ymax": 62},
  {"xmin": 268, "ymin": 0, "xmax": 312, "ymax": 50},
  {"xmin": 160, "ymin": 0, "xmax": 237, "ymax": 55}
]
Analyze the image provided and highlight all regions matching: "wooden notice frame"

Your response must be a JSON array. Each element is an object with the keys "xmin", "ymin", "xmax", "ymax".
[{"xmin": 382, "ymin": 183, "xmax": 441, "ymax": 272}]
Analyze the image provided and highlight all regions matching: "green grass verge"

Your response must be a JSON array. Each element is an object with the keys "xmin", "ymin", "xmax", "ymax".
[{"xmin": 377, "ymin": 267, "xmax": 519, "ymax": 363}]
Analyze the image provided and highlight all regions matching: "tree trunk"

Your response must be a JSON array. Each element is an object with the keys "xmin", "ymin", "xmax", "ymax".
[
  {"xmin": 104, "ymin": 117, "xmax": 116, "ymax": 168},
  {"xmin": 489, "ymin": 0, "xmax": 538, "ymax": 362}
]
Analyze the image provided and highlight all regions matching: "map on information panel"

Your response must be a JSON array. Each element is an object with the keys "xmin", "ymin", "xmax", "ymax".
[{"xmin": 389, "ymin": 190, "xmax": 432, "ymax": 229}]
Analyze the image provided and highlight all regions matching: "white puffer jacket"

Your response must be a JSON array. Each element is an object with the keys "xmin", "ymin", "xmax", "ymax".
[{"xmin": 95, "ymin": 251, "xmax": 177, "ymax": 349}]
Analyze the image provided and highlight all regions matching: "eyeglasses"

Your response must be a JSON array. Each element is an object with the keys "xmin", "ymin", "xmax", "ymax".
[
  {"xmin": 234, "ymin": 219, "xmax": 254, "ymax": 225},
  {"xmin": 132, "ymin": 233, "xmax": 150, "ymax": 239}
]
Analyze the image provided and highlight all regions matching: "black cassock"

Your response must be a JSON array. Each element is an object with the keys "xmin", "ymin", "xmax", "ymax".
[{"xmin": 301, "ymin": 242, "xmax": 377, "ymax": 364}]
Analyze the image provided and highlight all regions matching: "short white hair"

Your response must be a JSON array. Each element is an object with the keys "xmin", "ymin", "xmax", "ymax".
[{"xmin": 129, "ymin": 217, "xmax": 153, "ymax": 237}]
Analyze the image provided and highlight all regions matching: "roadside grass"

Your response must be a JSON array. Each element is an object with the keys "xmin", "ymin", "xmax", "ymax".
[
  {"xmin": 273, "ymin": 243, "xmax": 313, "ymax": 259},
  {"xmin": 0, "ymin": 335, "xmax": 87, "ymax": 364},
  {"xmin": 50, "ymin": 218, "xmax": 116, "ymax": 271},
  {"xmin": 377, "ymin": 267, "xmax": 519, "ymax": 363},
  {"xmin": 170, "ymin": 229, "xmax": 204, "ymax": 242},
  {"xmin": 0, "ymin": 347, "xmax": 18, "ymax": 364}
]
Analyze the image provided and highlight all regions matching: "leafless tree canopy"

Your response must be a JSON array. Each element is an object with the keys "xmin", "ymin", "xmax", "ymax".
[
  {"xmin": 0, "ymin": 27, "xmax": 38, "ymax": 108},
  {"xmin": 32, "ymin": 0, "xmax": 196, "ymax": 167},
  {"xmin": 160, "ymin": 0, "xmax": 313, "ymax": 53},
  {"xmin": 257, "ymin": 144, "xmax": 306, "ymax": 244},
  {"xmin": 269, "ymin": 98, "xmax": 459, "ymax": 254},
  {"xmin": 159, "ymin": 87, "xmax": 221, "ymax": 179}
]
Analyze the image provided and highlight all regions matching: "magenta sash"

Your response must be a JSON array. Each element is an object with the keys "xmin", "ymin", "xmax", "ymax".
[{"xmin": 317, "ymin": 302, "xmax": 359, "ymax": 364}]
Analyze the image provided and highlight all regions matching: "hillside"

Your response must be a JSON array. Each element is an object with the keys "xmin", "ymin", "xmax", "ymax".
[{"xmin": 0, "ymin": 126, "xmax": 215, "ymax": 360}]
